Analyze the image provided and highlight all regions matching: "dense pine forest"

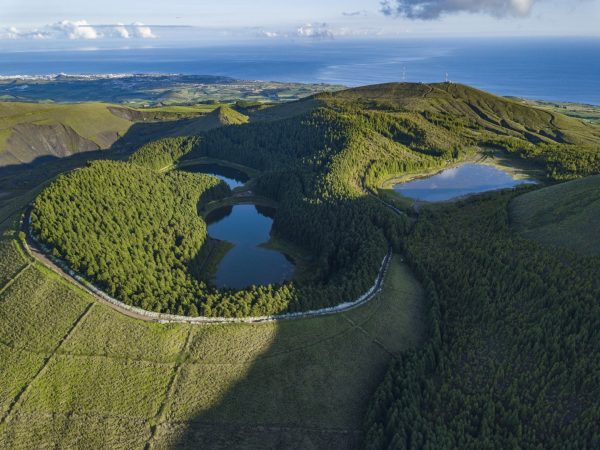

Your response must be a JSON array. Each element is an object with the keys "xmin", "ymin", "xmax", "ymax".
[{"xmin": 364, "ymin": 191, "xmax": 600, "ymax": 449}]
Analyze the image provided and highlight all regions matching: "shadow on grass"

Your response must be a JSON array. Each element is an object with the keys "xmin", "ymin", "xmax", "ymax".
[
  {"xmin": 157, "ymin": 256, "xmax": 425, "ymax": 449},
  {"xmin": 0, "ymin": 116, "xmax": 216, "ymax": 194}
]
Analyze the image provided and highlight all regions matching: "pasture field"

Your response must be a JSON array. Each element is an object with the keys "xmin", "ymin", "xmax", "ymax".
[
  {"xmin": 0, "ymin": 226, "xmax": 424, "ymax": 448},
  {"xmin": 0, "ymin": 239, "xmax": 28, "ymax": 287},
  {"xmin": 510, "ymin": 174, "xmax": 600, "ymax": 255},
  {"xmin": 524, "ymin": 99, "xmax": 600, "ymax": 124}
]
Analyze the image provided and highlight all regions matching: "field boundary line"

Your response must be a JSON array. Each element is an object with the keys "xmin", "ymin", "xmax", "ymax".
[
  {"xmin": 342, "ymin": 314, "xmax": 397, "ymax": 358},
  {"xmin": 145, "ymin": 326, "xmax": 194, "ymax": 449},
  {"xmin": 0, "ymin": 262, "xmax": 31, "ymax": 297},
  {"xmin": 0, "ymin": 302, "xmax": 94, "ymax": 427}
]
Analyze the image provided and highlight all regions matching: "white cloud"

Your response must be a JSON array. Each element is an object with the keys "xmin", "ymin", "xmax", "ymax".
[
  {"xmin": 0, "ymin": 26, "xmax": 49, "ymax": 40},
  {"xmin": 113, "ymin": 23, "xmax": 131, "ymax": 39},
  {"xmin": 297, "ymin": 23, "xmax": 334, "ymax": 39},
  {"xmin": 0, "ymin": 21, "xmax": 156, "ymax": 41},
  {"xmin": 51, "ymin": 20, "xmax": 99, "ymax": 40},
  {"xmin": 131, "ymin": 22, "xmax": 156, "ymax": 39},
  {"xmin": 5, "ymin": 27, "xmax": 20, "ymax": 40},
  {"xmin": 259, "ymin": 30, "xmax": 280, "ymax": 38}
]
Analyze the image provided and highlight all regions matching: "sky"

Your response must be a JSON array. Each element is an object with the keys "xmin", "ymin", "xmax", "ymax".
[{"xmin": 1, "ymin": 0, "xmax": 599, "ymax": 48}]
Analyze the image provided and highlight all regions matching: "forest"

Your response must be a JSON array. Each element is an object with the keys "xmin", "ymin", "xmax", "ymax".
[{"xmin": 364, "ymin": 191, "xmax": 600, "ymax": 449}]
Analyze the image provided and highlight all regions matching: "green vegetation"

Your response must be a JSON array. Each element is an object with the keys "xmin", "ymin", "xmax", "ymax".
[
  {"xmin": 0, "ymin": 74, "xmax": 343, "ymax": 105},
  {"xmin": 129, "ymin": 136, "xmax": 198, "ymax": 170},
  {"xmin": 30, "ymin": 160, "xmax": 252, "ymax": 316},
  {"xmin": 0, "ymin": 100, "xmax": 248, "ymax": 168},
  {"xmin": 3, "ymin": 82, "xmax": 600, "ymax": 447},
  {"xmin": 510, "ymin": 174, "xmax": 600, "ymax": 255},
  {"xmin": 0, "ymin": 238, "xmax": 28, "ymax": 287},
  {"xmin": 30, "ymin": 82, "xmax": 600, "ymax": 319},
  {"xmin": 522, "ymin": 98, "xmax": 600, "ymax": 124},
  {"xmin": 0, "ymin": 237, "xmax": 423, "ymax": 447},
  {"xmin": 0, "ymin": 102, "xmax": 132, "ymax": 166},
  {"xmin": 172, "ymin": 105, "xmax": 248, "ymax": 136},
  {"xmin": 364, "ymin": 191, "xmax": 600, "ymax": 449}
]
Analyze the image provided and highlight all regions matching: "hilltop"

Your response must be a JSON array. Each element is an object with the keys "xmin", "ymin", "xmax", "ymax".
[{"xmin": 173, "ymin": 105, "xmax": 248, "ymax": 136}]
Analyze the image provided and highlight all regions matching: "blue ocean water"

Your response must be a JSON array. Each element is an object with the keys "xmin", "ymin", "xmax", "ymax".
[{"xmin": 1, "ymin": 38, "xmax": 599, "ymax": 104}]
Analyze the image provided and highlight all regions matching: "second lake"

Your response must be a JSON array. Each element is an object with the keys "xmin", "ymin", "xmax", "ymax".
[{"xmin": 394, "ymin": 163, "xmax": 536, "ymax": 202}]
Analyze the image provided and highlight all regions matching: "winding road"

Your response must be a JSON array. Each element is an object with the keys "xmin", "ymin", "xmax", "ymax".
[{"xmin": 23, "ymin": 208, "xmax": 395, "ymax": 325}]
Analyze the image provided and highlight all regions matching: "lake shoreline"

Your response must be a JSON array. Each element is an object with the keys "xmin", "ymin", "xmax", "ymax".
[{"xmin": 385, "ymin": 154, "xmax": 540, "ymax": 204}]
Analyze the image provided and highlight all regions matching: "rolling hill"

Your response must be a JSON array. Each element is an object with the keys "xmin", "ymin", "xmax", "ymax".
[
  {"xmin": 0, "ymin": 102, "xmax": 248, "ymax": 168},
  {"xmin": 0, "ymin": 102, "xmax": 133, "ymax": 166}
]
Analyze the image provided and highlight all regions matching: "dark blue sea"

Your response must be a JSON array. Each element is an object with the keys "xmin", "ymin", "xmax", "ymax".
[{"xmin": 1, "ymin": 38, "xmax": 599, "ymax": 104}]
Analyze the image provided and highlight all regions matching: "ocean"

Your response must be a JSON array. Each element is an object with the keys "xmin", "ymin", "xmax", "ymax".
[{"xmin": 1, "ymin": 38, "xmax": 599, "ymax": 104}]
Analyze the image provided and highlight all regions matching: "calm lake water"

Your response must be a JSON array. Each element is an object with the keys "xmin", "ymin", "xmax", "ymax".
[
  {"xmin": 206, "ymin": 204, "xmax": 294, "ymax": 289},
  {"xmin": 394, "ymin": 163, "xmax": 536, "ymax": 202},
  {"xmin": 181, "ymin": 163, "xmax": 249, "ymax": 189}
]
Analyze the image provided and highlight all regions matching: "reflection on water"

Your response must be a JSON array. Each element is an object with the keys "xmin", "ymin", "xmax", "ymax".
[
  {"xmin": 394, "ymin": 163, "xmax": 536, "ymax": 202},
  {"xmin": 181, "ymin": 163, "xmax": 249, "ymax": 189},
  {"xmin": 206, "ymin": 204, "xmax": 295, "ymax": 289}
]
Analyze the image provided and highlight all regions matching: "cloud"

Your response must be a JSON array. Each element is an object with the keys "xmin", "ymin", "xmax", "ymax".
[
  {"xmin": 0, "ymin": 26, "xmax": 49, "ymax": 40},
  {"xmin": 380, "ymin": 0, "xmax": 540, "ymax": 19},
  {"xmin": 112, "ymin": 23, "xmax": 130, "ymax": 39},
  {"xmin": 0, "ymin": 21, "xmax": 156, "ymax": 40},
  {"xmin": 51, "ymin": 20, "xmax": 99, "ymax": 39},
  {"xmin": 296, "ymin": 23, "xmax": 334, "ymax": 39},
  {"xmin": 259, "ymin": 30, "xmax": 280, "ymax": 38},
  {"xmin": 131, "ymin": 22, "xmax": 155, "ymax": 39}
]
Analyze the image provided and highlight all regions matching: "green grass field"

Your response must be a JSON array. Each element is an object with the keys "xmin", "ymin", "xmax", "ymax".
[
  {"xmin": 0, "ymin": 224, "xmax": 424, "ymax": 448},
  {"xmin": 510, "ymin": 175, "xmax": 600, "ymax": 255},
  {"xmin": 523, "ymin": 99, "xmax": 600, "ymax": 124},
  {"xmin": 0, "ymin": 102, "xmax": 133, "ymax": 162}
]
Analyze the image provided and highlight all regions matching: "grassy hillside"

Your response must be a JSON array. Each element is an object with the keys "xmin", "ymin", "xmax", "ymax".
[
  {"xmin": 173, "ymin": 105, "xmax": 248, "ymax": 136},
  {"xmin": 0, "ymin": 102, "xmax": 133, "ymax": 166},
  {"xmin": 510, "ymin": 175, "xmax": 600, "ymax": 255},
  {"xmin": 249, "ymin": 82, "xmax": 600, "ymax": 185},
  {"xmin": 30, "ymin": 82, "xmax": 600, "ymax": 318},
  {"xmin": 0, "ymin": 102, "xmax": 239, "ymax": 168},
  {"xmin": 522, "ymin": 99, "xmax": 600, "ymax": 124},
  {"xmin": 321, "ymin": 82, "xmax": 600, "ymax": 145},
  {"xmin": 0, "ymin": 229, "xmax": 424, "ymax": 448}
]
